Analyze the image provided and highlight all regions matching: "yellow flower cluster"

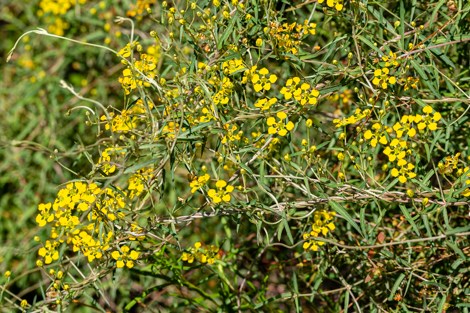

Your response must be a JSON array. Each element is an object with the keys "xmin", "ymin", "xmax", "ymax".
[
  {"xmin": 267, "ymin": 112, "xmax": 295, "ymax": 137},
  {"xmin": 460, "ymin": 169, "xmax": 470, "ymax": 197},
  {"xmin": 222, "ymin": 58, "xmax": 246, "ymax": 75},
  {"xmin": 333, "ymin": 108, "xmax": 371, "ymax": 128},
  {"xmin": 208, "ymin": 180, "xmax": 234, "ymax": 203},
  {"xmin": 100, "ymin": 99, "xmax": 153, "ymax": 134},
  {"xmin": 37, "ymin": 0, "xmax": 86, "ymax": 35},
  {"xmin": 250, "ymin": 131, "xmax": 282, "ymax": 157},
  {"xmin": 252, "ymin": 67, "xmax": 277, "ymax": 92},
  {"xmin": 382, "ymin": 51, "xmax": 400, "ymax": 68},
  {"xmin": 280, "ymin": 77, "xmax": 320, "ymax": 106},
  {"xmin": 197, "ymin": 106, "xmax": 216, "ymax": 123},
  {"xmin": 119, "ymin": 54, "xmax": 157, "ymax": 95},
  {"xmin": 401, "ymin": 76, "xmax": 420, "ymax": 91},
  {"xmin": 254, "ymin": 97, "xmax": 277, "ymax": 111},
  {"xmin": 302, "ymin": 210, "xmax": 336, "ymax": 252},
  {"xmin": 212, "ymin": 77, "xmax": 234, "ymax": 105},
  {"xmin": 373, "ymin": 67, "xmax": 397, "ymax": 89},
  {"xmin": 38, "ymin": 0, "xmax": 86, "ymax": 16},
  {"xmin": 97, "ymin": 147, "xmax": 126, "ymax": 175},
  {"xmin": 364, "ymin": 123, "xmax": 388, "ymax": 147},
  {"xmin": 221, "ymin": 123, "xmax": 244, "ymax": 145},
  {"xmin": 436, "ymin": 153, "xmax": 470, "ymax": 197},
  {"xmin": 361, "ymin": 106, "xmax": 442, "ymax": 183},
  {"xmin": 112, "ymin": 245, "xmax": 140, "ymax": 268},
  {"xmin": 266, "ymin": 21, "xmax": 317, "ymax": 55},
  {"xmin": 189, "ymin": 174, "xmax": 210, "ymax": 193},
  {"xmin": 318, "ymin": 0, "xmax": 344, "ymax": 11},
  {"xmin": 127, "ymin": 167, "xmax": 154, "ymax": 199},
  {"xmin": 36, "ymin": 161, "xmax": 154, "ymax": 265},
  {"xmin": 161, "ymin": 121, "xmax": 180, "ymax": 139},
  {"xmin": 376, "ymin": 51, "xmax": 420, "ymax": 91},
  {"xmin": 438, "ymin": 153, "xmax": 461, "ymax": 175},
  {"xmin": 36, "ymin": 182, "xmax": 118, "ymax": 264},
  {"xmin": 126, "ymin": 0, "xmax": 155, "ymax": 17},
  {"xmin": 182, "ymin": 242, "xmax": 221, "ymax": 265}
]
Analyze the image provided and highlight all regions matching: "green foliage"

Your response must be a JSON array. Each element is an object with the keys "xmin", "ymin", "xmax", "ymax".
[{"xmin": 1, "ymin": 0, "xmax": 470, "ymax": 312}]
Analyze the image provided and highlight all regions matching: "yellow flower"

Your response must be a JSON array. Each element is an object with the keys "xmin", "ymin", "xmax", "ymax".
[
  {"xmin": 38, "ymin": 240, "xmax": 60, "ymax": 265},
  {"xmin": 363, "ymin": 123, "xmax": 388, "ymax": 147},
  {"xmin": 112, "ymin": 245, "xmax": 140, "ymax": 268},
  {"xmin": 254, "ymin": 97, "xmax": 277, "ymax": 111},
  {"xmin": 416, "ymin": 106, "xmax": 441, "ymax": 131},
  {"xmin": 190, "ymin": 174, "xmax": 211, "ymax": 193},
  {"xmin": 267, "ymin": 111, "xmax": 295, "ymax": 136},
  {"xmin": 222, "ymin": 58, "xmax": 245, "ymax": 75},
  {"xmin": 383, "ymin": 139, "xmax": 407, "ymax": 162},
  {"xmin": 372, "ymin": 67, "xmax": 397, "ymax": 89},
  {"xmin": 302, "ymin": 210, "xmax": 336, "ymax": 251},
  {"xmin": 393, "ymin": 115, "xmax": 417, "ymax": 138},
  {"xmin": 20, "ymin": 300, "xmax": 29, "ymax": 308},
  {"xmin": 382, "ymin": 51, "xmax": 399, "ymax": 67},
  {"xmin": 252, "ymin": 68, "xmax": 277, "ymax": 92},
  {"xmin": 207, "ymin": 180, "xmax": 234, "ymax": 203},
  {"xmin": 36, "ymin": 202, "xmax": 54, "ymax": 227},
  {"xmin": 318, "ymin": 0, "xmax": 344, "ymax": 11},
  {"xmin": 280, "ymin": 77, "xmax": 301, "ymax": 100},
  {"xmin": 391, "ymin": 159, "xmax": 416, "ymax": 183},
  {"xmin": 181, "ymin": 252, "xmax": 194, "ymax": 263}
]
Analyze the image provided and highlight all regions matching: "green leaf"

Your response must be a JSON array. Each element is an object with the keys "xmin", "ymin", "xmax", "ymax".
[
  {"xmin": 360, "ymin": 206, "xmax": 369, "ymax": 241},
  {"xmin": 410, "ymin": 60, "xmax": 440, "ymax": 98},
  {"xmin": 357, "ymin": 35, "xmax": 382, "ymax": 54},
  {"xmin": 388, "ymin": 273, "xmax": 406, "ymax": 301},
  {"xmin": 330, "ymin": 201, "xmax": 363, "ymax": 237},
  {"xmin": 399, "ymin": 205, "xmax": 421, "ymax": 236}
]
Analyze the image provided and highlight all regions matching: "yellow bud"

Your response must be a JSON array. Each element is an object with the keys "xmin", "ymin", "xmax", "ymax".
[
  {"xmin": 20, "ymin": 300, "xmax": 28, "ymax": 308},
  {"xmin": 422, "ymin": 198, "xmax": 429, "ymax": 206}
]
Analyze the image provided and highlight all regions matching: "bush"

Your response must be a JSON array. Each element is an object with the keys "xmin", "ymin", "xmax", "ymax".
[{"xmin": 2, "ymin": 0, "xmax": 470, "ymax": 312}]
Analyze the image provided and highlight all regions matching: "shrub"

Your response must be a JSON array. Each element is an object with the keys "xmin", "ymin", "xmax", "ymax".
[{"xmin": 2, "ymin": 0, "xmax": 470, "ymax": 311}]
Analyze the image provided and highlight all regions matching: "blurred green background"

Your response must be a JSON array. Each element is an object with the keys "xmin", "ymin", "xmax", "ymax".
[{"xmin": 1, "ymin": 1, "xmax": 128, "ymax": 306}]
